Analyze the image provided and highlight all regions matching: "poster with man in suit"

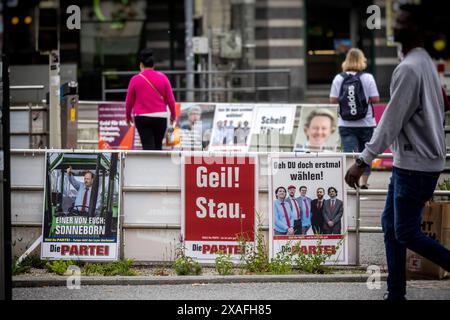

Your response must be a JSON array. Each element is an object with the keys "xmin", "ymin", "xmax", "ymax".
[
  {"xmin": 268, "ymin": 154, "xmax": 348, "ymax": 265},
  {"xmin": 323, "ymin": 187, "xmax": 344, "ymax": 234},
  {"xmin": 311, "ymin": 187, "xmax": 326, "ymax": 234}
]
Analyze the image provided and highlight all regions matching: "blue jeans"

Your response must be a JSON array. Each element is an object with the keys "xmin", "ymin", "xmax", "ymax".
[
  {"xmin": 382, "ymin": 167, "xmax": 450, "ymax": 299},
  {"xmin": 339, "ymin": 126, "xmax": 374, "ymax": 175}
]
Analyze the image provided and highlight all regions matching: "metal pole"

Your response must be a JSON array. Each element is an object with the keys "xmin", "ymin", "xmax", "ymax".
[
  {"xmin": 254, "ymin": 72, "xmax": 257, "ymax": 103},
  {"xmin": 208, "ymin": 29, "xmax": 213, "ymax": 102},
  {"xmin": 48, "ymin": 1, "xmax": 62, "ymax": 148},
  {"xmin": 355, "ymin": 187, "xmax": 361, "ymax": 266},
  {"xmin": 1, "ymin": 53, "xmax": 12, "ymax": 300},
  {"xmin": 184, "ymin": 0, "xmax": 195, "ymax": 102},
  {"xmin": 287, "ymin": 71, "xmax": 291, "ymax": 103},
  {"xmin": 101, "ymin": 73, "xmax": 106, "ymax": 101},
  {"xmin": 120, "ymin": 154, "xmax": 125, "ymax": 260},
  {"xmin": 49, "ymin": 50, "xmax": 61, "ymax": 148}
]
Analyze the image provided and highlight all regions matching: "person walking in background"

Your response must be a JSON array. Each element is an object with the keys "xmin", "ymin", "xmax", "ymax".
[
  {"xmin": 125, "ymin": 48, "xmax": 176, "ymax": 150},
  {"xmin": 330, "ymin": 48, "xmax": 380, "ymax": 189},
  {"xmin": 345, "ymin": 4, "xmax": 450, "ymax": 301}
]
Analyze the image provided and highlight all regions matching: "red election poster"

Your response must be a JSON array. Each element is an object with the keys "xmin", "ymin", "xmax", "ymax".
[{"xmin": 182, "ymin": 155, "xmax": 257, "ymax": 262}]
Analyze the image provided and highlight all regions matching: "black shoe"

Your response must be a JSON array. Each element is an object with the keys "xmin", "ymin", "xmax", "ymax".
[
  {"xmin": 383, "ymin": 292, "xmax": 407, "ymax": 301},
  {"xmin": 360, "ymin": 185, "xmax": 369, "ymax": 190}
]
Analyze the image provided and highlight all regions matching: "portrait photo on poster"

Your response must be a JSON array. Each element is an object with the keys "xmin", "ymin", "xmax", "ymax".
[
  {"xmin": 41, "ymin": 152, "xmax": 121, "ymax": 261},
  {"xmin": 268, "ymin": 154, "xmax": 348, "ymax": 264},
  {"xmin": 178, "ymin": 103, "xmax": 216, "ymax": 150},
  {"xmin": 293, "ymin": 105, "xmax": 340, "ymax": 153},
  {"xmin": 208, "ymin": 104, "xmax": 255, "ymax": 152}
]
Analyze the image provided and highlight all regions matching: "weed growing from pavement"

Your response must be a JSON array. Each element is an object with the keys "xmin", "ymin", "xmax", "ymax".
[
  {"xmin": 172, "ymin": 234, "xmax": 202, "ymax": 276},
  {"xmin": 153, "ymin": 245, "xmax": 173, "ymax": 276},
  {"xmin": 238, "ymin": 211, "xmax": 270, "ymax": 274},
  {"xmin": 108, "ymin": 259, "xmax": 136, "ymax": 276},
  {"xmin": 269, "ymin": 241, "xmax": 295, "ymax": 275},
  {"xmin": 173, "ymin": 256, "xmax": 202, "ymax": 275},
  {"xmin": 12, "ymin": 254, "xmax": 49, "ymax": 275},
  {"xmin": 293, "ymin": 236, "xmax": 345, "ymax": 274},
  {"xmin": 82, "ymin": 263, "xmax": 106, "ymax": 276},
  {"xmin": 237, "ymin": 212, "xmax": 297, "ymax": 275},
  {"xmin": 12, "ymin": 256, "xmax": 32, "ymax": 275},
  {"xmin": 45, "ymin": 259, "xmax": 75, "ymax": 275},
  {"xmin": 215, "ymin": 251, "xmax": 234, "ymax": 275},
  {"xmin": 82, "ymin": 259, "xmax": 136, "ymax": 276}
]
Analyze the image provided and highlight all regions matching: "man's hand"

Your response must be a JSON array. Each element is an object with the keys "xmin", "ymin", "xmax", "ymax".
[
  {"xmin": 126, "ymin": 118, "xmax": 134, "ymax": 126},
  {"xmin": 287, "ymin": 227, "xmax": 295, "ymax": 235},
  {"xmin": 327, "ymin": 221, "xmax": 334, "ymax": 228},
  {"xmin": 344, "ymin": 163, "xmax": 366, "ymax": 189}
]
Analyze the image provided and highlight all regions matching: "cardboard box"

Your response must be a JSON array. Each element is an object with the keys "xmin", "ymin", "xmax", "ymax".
[{"xmin": 406, "ymin": 202, "xmax": 450, "ymax": 280}]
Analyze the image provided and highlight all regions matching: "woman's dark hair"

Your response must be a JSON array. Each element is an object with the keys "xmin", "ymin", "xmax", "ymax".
[{"xmin": 139, "ymin": 48, "xmax": 154, "ymax": 68}]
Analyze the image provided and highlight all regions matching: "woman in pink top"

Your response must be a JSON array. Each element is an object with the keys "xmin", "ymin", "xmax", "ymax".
[{"xmin": 125, "ymin": 49, "xmax": 177, "ymax": 150}]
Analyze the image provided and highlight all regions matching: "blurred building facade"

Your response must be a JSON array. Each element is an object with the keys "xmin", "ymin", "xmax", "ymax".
[{"xmin": 1, "ymin": 0, "xmax": 448, "ymax": 102}]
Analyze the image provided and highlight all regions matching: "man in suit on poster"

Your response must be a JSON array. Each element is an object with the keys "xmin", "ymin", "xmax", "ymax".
[
  {"xmin": 311, "ymin": 187, "xmax": 325, "ymax": 234},
  {"xmin": 322, "ymin": 187, "xmax": 343, "ymax": 234},
  {"xmin": 298, "ymin": 186, "xmax": 312, "ymax": 234},
  {"xmin": 66, "ymin": 166, "xmax": 101, "ymax": 216},
  {"xmin": 286, "ymin": 185, "xmax": 302, "ymax": 235}
]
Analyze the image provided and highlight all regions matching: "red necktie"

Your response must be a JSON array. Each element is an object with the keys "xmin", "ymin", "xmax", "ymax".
[
  {"xmin": 280, "ymin": 202, "xmax": 291, "ymax": 229},
  {"xmin": 292, "ymin": 199, "xmax": 300, "ymax": 220},
  {"xmin": 304, "ymin": 199, "xmax": 309, "ymax": 218},
  {"xmin": 331, "ymin": 200, "xmax": 335, "ymax": 211},
  {"xmin": 318, "ymin": 201, "xmax": 322, "ymax": 210},
  {"xmin": 81, "ymin": 188, "xmax": 89, "ymax": 212}
]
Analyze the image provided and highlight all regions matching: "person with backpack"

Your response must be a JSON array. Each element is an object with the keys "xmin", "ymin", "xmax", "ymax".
[
  {"xmin": 330, "ymin": 48, "xmax": 380, "ymax": 189},
  {"xmin": 125, "ymin": 48, "xmax": 177, "ymax": 150}
]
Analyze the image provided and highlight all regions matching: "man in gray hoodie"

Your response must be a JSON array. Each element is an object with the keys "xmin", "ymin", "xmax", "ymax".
[{"xmin": 345, "ymin": 4, "xmax": 450, "ymax": 301}]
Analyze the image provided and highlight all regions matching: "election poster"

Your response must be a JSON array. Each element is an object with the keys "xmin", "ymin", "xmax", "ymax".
[
  {"xmin": 251, "ymin": 104, "xmax": 297, "ymax": 135},
  {"xmin": 208, "ymin": 104, "xmax": 255, "ymax": 152},
  {"xmin": 98, "ymin": 102, "xmax": 141, "ymax": 150},
  {"xmin": 41, "ymin": 152, "xmax": 121, "ymax": 261},
  {"xmin": 268, "ymin": 154, "xmax": 348, "ymax": 264},
  {"xmin": 178, "ymin": 103, "xmax": 216, "ymax": 151},
  {"xmin": 182, "ymin": 155, "xmax": 257, "ymax": 263},
  {"xmin": 293, "ymin": 105, "xmax": 339, "ymax": 153}
]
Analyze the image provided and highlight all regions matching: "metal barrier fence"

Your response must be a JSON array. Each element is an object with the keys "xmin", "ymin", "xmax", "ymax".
[
  {"xmin": 10, "ymin": 85, "xmax": 47, "ymax": 149},
  {"xmin": 102, "ymin": 69, "xmax": 292, "ymax": 102},
  {"xmin": 9, "ymin": 150, "xmax": 450, "ymax": 265}
]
